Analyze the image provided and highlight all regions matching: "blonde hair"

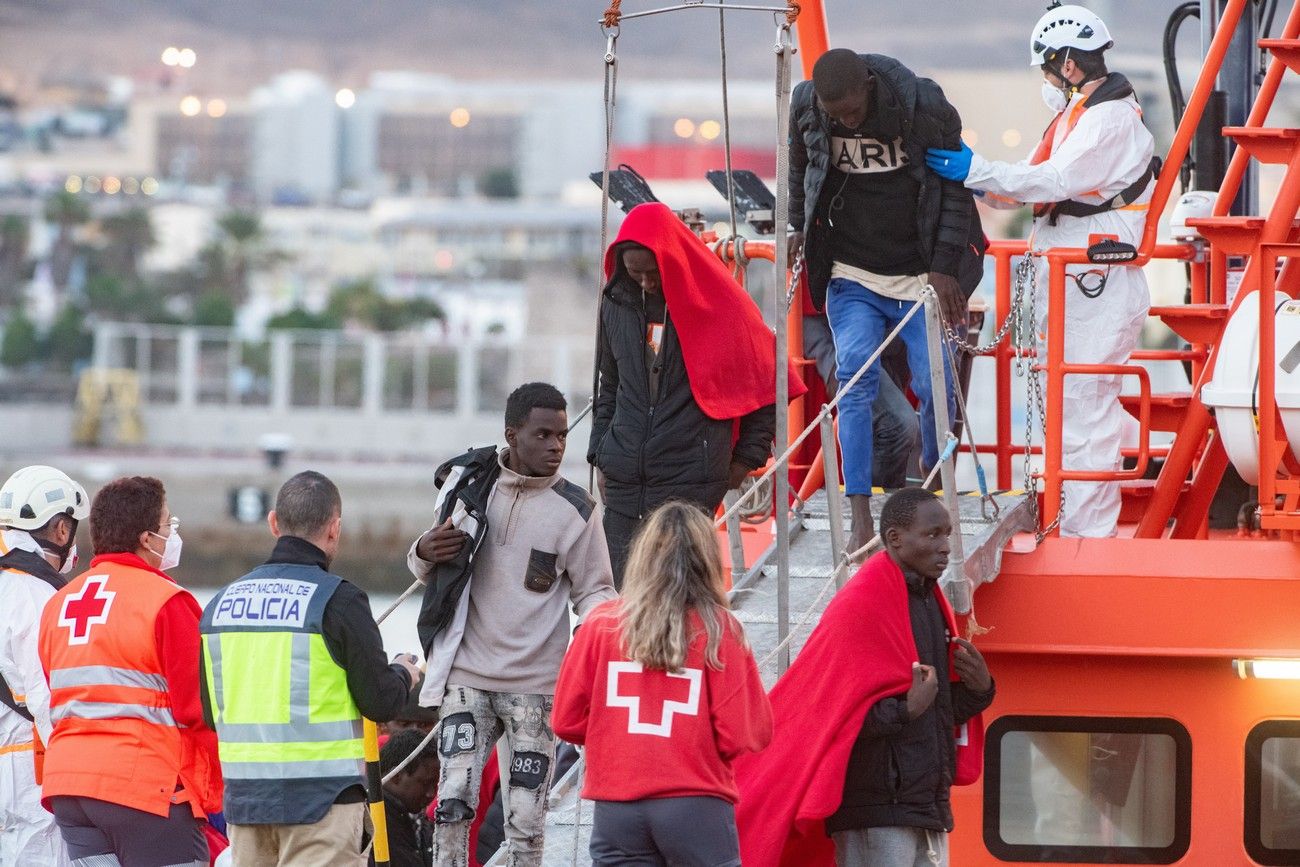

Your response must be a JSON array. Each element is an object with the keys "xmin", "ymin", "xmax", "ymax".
[{"xmin": 620, "ymin": 501, "xmax": 740, "ymax": 671}]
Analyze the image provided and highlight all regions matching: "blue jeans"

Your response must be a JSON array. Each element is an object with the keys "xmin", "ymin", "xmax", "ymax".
[
  {"xmin": 803, "ymin": 315, "xmax": 919, "ymax": 488},
  {"xmin": 825, "ymin": 277, "xmax": 954, "ymax": 496}
]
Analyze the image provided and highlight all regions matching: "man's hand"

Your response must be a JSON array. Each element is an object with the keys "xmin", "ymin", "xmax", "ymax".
[
  {"xmin": 905, "ymin": 662, "xmax": 939, "ymax": 720},
  {"xmin": 952, "ymin": 637, "xmax": 992, "ymax": 693},
  {"xmin": 929, "ymin": 272, "xmax": 967, "ymax": 331},
  {"xmin": 392, "ymin": 652, "xmax": 422, "ymax": 685},
  {"xmin": 415, "ymin": 517, "xmax": 469, "ymax": 565},
  {"xmin": 924, "ymin": 142, "xmax": 974, "ymax": 182},
  {"xmin": 727, "ymin": 461, "xmax": 751, "ymax": 491},
  {"xmin": 787, "ymin": 231, "xmax": 804, "ymax": 263}
]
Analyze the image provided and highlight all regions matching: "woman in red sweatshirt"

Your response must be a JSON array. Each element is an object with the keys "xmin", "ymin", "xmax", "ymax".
[{"xmin": 553, "ymin": 500, "xmax": 772, "ymax": 866}]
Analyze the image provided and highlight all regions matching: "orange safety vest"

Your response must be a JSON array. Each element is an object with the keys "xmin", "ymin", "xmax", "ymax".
[
  {"xmin": 38, "ymin": 556, "xmax": 221, "ymax": 818},
  {"xmin": 1028, "ymin": 95, "xmax": 1150, "ymax": 220}
]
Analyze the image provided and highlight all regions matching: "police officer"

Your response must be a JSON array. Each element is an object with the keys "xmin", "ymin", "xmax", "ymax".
[{"xmin": 201, "ymin": 470, "xmax": 420, "ymax": 867}]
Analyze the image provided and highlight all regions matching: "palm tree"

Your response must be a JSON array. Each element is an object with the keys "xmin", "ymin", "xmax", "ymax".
[
  {"xmin": 44, "ymin": 191, "xmax": 90, "ymax": 294},
  {"xmin": 100, "ymin": 208, "xmax": 154, "ymax": 281},
  {"xmin": 216, "ymin": 210, "xmax": 264, "ymax": 304},
  {"xmin": 0, "ymin": 215, "xmax": 29, "ymax": 307}
]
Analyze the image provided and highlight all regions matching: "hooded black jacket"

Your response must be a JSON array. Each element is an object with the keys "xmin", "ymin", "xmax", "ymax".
[
  {"xmin": 587, "ymin": 273, "xmax": 775, "ymax": 520},
  {"xmin": 826, "ymin": 568, "xmax": 995, "ymax": 834},
  {"xmin": 790, "ymin": 53, "xmax": 986, "ymax": 310}
]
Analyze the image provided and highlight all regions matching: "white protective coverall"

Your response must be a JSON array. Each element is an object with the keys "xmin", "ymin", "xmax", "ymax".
[
  {"xmin": 0, "ymin": 528, "xmax": 68, "ymax": 866},
  {"xmin": 965, "ymin": 88, "xmax": 1154, "ymax": 537}
]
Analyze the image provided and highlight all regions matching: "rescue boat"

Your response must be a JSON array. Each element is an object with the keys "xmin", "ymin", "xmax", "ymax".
[{"xmin": 521, "ymin": 0, "xmax": 1300, "ymax": 864}]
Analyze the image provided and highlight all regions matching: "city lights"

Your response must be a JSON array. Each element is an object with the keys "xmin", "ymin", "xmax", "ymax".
[
  {"xmin": 673, "ymin": 118, "xmax": 695, "ymax": 139},
  {"xmin": 84, "ymin": 176, "xmax": 102, "ymax": 194},
  {"xmin": 449, "ymin": 107, "xmax": 471, "ymax": 128},
  {"xmin": 207, "ymin": 99, "xmax": 228, "ymax": 118},
  {"xmin": 140, "ymin": 177, "xmax": 159, "ymax": 196},
  {"xmin": 1002, "ymin": 128, "xmax": 1022, "ymax": 147},
  {"xmin": 962, "ymin": 129, "xmax": 979, "ymax": 146},
  {"xmin": 65, "ymin": 176, "xmax": 83, "ymax": 194},
  {"xmin": 180, "ymin": 96, "xmax": 202, "ymax": 117},
  {"xmin": 335, "ymin": 88, "xmax": 356, "ymax": 109},
  {"xmin": 698, "ymin": 120, "xmax": 721, "ymax": 141},
  {"xmin": 122, "ymin": 177, "xmax": 140, "ymax": 195},
  {"xmin": 102, "ymin": 176, "xmax": 121, "ymax": 195},
  {"xmin": 162, "ymin": 46, "xmax": 196, "ymax": 68}
]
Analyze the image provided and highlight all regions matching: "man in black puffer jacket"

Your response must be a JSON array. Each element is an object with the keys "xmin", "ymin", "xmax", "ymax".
[
  {"xmin": 588, "ymin": 203, "xmax": 795, "ymax": 587},
  {"xmin": 789, "ymin": 49, "xmax": 986, "ymax": 559}
]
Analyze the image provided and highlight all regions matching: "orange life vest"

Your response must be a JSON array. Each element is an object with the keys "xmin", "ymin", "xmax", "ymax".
[{"xmin": 38, "ymin": 557, "xmax": 221, "ymax": 817}]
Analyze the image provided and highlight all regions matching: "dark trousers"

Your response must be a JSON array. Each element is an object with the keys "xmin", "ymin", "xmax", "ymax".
[
  {"xmin": 52, "ymin": 795, "xmax": 207, "ymax": 867},
  {"xmin": 602, "ymin": 498, "xmax": 716, "ymax": 590},
  {"xmin": 602, "ymin": 508, "xmax": 640, "ymax": 591},
  {"xmin": 589, "ymin": 797, "xmax": 740, "ymax": 867}
]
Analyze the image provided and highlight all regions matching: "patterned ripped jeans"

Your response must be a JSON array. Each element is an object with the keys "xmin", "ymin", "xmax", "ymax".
[{"xmin": 433, "ymin": 684, "xmax": 556, "ymax": 867}]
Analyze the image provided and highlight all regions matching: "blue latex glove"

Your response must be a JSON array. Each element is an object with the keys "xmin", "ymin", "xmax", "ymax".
[{"xmin": 924, "ymin": 142, "xmax": 974, "ymax": 181}]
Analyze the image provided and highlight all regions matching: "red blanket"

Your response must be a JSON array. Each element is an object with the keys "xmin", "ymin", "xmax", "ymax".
[
  {"xmin": 733, "ymin": 552, "xmax": 978, "ymax": 867},
  {"xmin": 604, "ymin": 202, "xmax": 806, "ymax": 420}
]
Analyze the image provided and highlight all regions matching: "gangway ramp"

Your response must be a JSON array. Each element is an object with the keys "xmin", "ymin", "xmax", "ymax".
[{"xmin": 491, "ymin": 489, "xmax": 1032, "ymax": 865}]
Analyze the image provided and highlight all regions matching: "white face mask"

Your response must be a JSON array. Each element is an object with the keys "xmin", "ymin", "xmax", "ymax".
[
  {"xmin": 59, "ymin": 544, "xmax": 78, "ymax": 575},
  {"xmin": 148, "ymin": 530, "xmax": 183, "ymax": 571},
  {"xmin": 1041, "ymin": 80, "xmax": 1069, "ymax": 113}
]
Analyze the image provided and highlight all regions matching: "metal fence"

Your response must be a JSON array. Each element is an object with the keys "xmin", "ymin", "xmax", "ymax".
[{"xmin": 88, "ymin": 322, "xmax": 591, "ymax": 418}]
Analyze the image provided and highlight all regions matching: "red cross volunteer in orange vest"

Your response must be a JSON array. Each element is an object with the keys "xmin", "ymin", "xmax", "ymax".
[{"xmin": 38, "ymin": 475, "xmax": 222, "ymax": 866}]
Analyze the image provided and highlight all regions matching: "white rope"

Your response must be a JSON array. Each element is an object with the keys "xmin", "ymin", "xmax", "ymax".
[
  {"xmin": 753, "ymin": 455, "xmax": 947, "ymax": 671},
  {"xmin": 590, "ymin": 27, "xmax": 619, "ymax": 494},
  {"xmin": 718, "ymin": 0, "xmax": 739, "ymax": 251},
  {"xmin": 714, "ymin": 297, "xmax": 926, "ymax": 530}
]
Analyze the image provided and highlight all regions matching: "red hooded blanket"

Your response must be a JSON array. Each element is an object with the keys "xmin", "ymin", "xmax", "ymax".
[
  {"xmin": 733, "ymin": 551, "xmax": 982, "ymax": 867},
  {"xmin": 603, "ymin": 202, "xmax": 806, "ymax": 420}
]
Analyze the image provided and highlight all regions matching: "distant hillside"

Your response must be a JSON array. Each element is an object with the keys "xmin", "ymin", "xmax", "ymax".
[{"xmin": 0, "ymin": 1, "xmax": 1189, "ymax": 98}]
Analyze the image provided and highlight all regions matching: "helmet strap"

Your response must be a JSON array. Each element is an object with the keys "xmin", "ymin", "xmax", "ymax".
[{"xmin": 36, "ymin": 516, "xmax": 76, "ymax": 567}]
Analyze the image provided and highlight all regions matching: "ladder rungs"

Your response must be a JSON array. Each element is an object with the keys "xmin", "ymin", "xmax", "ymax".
[
  {"xmin": 1223, "ymin": 127, "xmax": 1300, "ymax": 164},
  {"xmin": 1119, "ymin": 393, "xmax": 1192, "ymax": 433},
  {"xmin": 1186, "ymin": 216, "xmax": 1300, "ymax": 255},
  {"xmin": 1259, "ymin": 38, "xmax": 1300, "ymax": 75},
  {"xmin": 1148, "ymin": 303, "xmax": 1231, "ymax": 344}
]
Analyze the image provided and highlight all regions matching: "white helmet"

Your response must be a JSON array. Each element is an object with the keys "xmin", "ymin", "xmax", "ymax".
[
  {"xmin": 1029, "ymin": 4, "xmax": 1113, "ymax": 67},
  {"xmin": 0, "ymin": 465, "xmax": 89, "ymax": 531}
]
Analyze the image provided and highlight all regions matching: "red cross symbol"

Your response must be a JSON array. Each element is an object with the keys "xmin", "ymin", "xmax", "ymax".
[
  {"xmin": 58, "ymin": 575, "xmax": 116, "ymax": 646},
  {"xmin": 606, "ymin": 661, "xmax": 702, "ymax": 737}
]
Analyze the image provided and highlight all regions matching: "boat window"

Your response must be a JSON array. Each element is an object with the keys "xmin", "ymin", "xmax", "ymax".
[
  {"xmin": 1246, "ymin": 720, "xmax": 1300, "ymax": 866},
  {"xmin": 984, "ymin": 716, "xmax": 1191, "ymax": 863}
]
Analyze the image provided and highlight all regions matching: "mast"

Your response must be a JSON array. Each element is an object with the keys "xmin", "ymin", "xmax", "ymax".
[{"xmin": 794, "ymin": 0, "xmax": 830, "ymax": 78}]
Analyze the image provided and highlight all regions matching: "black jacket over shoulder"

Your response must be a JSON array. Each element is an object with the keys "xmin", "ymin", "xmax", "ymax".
[
  {"xmin": 587, "ymin": 274, "xmax": 775, "ymax": 520},
  {"xmin": 790, "ymin": 53, "xmax": 986, "ymax": 310},
  {"xmin": 827, "ymin": 569, "xmax": 995, "ymax": 834}
]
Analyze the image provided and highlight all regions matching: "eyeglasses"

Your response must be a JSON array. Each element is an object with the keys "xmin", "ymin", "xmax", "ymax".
[{"xmin": 160, "ymin": 515, "xmax": 180, "ymax": 533}]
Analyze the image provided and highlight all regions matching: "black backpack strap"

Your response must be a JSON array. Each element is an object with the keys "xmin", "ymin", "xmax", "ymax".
[
  {"xmin": 0, "ymin": 549, "xmax": 64, "ymax": 723},
  {"xmin": 0, "ymin": 674, "xmax": 33, "ymax": 721},
  {"xmin": 1046, "ymin": 156, "xmax": 1161, "ymax": 226}
]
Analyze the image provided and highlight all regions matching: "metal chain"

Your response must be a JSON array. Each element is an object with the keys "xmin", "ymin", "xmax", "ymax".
[
  {"xmin": 782, "ymin": 248, "xmax": 805, "ymax": 312},
  {"xmin": 1011, "ymin": 254, "xmax": 1064, "ymax": 540},
  {"xmin": 942, "ymin": 261, "xmax": 1028, "ymax": 355}
]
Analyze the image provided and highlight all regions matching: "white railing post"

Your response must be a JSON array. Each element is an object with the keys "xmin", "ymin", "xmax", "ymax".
[
  {"xmin": 922, "ymin": 289, "xmax": 969, "ymax": 612},
  {"xmin": 819, "ymin": 410, "xmax": 847, "ymax": 589}
]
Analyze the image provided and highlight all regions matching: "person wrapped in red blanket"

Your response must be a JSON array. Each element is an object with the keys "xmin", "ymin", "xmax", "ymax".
[
  {"xmin": 734, "ymin": 488, "xmax": 994, "ymax": 867},
  {"xmin": 587, "ymin": 201, "xmax": 807, "ymax": 586}
]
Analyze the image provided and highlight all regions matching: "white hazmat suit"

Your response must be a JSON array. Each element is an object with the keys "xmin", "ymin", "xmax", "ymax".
[
  {"xmin": 965, "ymin": 87, "xmax": 1154, "ymax": 537},
  {"xmin": 0, "ymin": 528, "xmax": 69, "ymax": 866}
]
